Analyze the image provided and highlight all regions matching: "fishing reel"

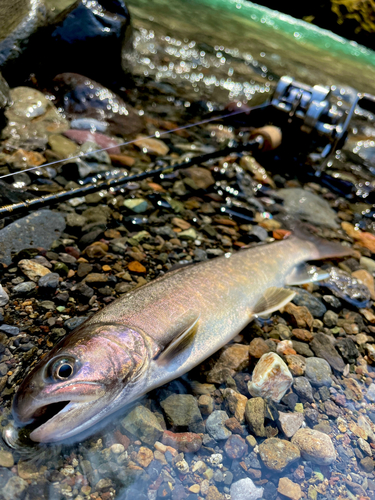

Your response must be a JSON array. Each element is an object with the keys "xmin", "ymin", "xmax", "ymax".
[{"xmin": 265, "ymin": 75, "xmax": 375, "ymax": 174}]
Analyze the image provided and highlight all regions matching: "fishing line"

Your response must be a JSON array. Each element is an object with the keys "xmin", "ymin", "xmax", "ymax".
[{"xmin": 0, "ymin": 106, "xmax": 260, "ymax": 181}]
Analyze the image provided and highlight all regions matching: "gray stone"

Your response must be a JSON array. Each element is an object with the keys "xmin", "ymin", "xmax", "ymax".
[
  {"xmin": 0, "ymin": 285, "xmax": 8, "ymax": 307},
  {"xmin": 305, "ymin": 357, "xmax": 332, "ymax": 387},
  {"xmin": 292, "ymin": 341, "xmax": 314, "ymax": 357},
  {"xmin": 206, "ymin": 411, "xmax": 232, "ymax": 440},
  {"xmin": 12, "ymin": 281, "xmax": 36, "ymax": 295},
  {"xmin": 64, "ymin": 317, "xmax": 87, "ymax": 331},
  {"xmin": 230, "ymin": 478, "xmax": 264, "ymax": 500},
  {"xmin": 277, "ymin": 412, "xmax": 304, "ymax": 438},
  {"xmin": 2, "ymin": 476, "xmax": 28, "ymax": 500},
  {"xmin": 160, "ymin": 394, "xmax": 203, "ymax": 433},
  {"xmin": 0, "ymin": 324, "xmax": 19, "ymax": 336},
  {"xmin": 38, "ymin": 272, "xmax": 60, "ymax": 289},
  {"xmin": 121, "ymin": 406, "xmax": 163, "ymax": 445},
  {"xmin": 278, "ymin": 188, "xmax": 339, "ymax": 228},
  {"xmin": 293, "ymin": 377, "xmax": 314, "ymax": 402},
  {"xmin": 291, "ymin": 288, "xmax": 326, "ymax": 318},
  {"xmin": 367, "ymin": 383, "xmax": 375, "ymax": 402},
  {"xmin": 310, "ymin": 332, "xmax": 345, "ymax": 372},
  {"xmin": 323, "ymin": 310, "xmax": 338, "ymax": 327},
  {"xmin": 0, "ymin": 210, "xmax": 66, "ymax": 265}
]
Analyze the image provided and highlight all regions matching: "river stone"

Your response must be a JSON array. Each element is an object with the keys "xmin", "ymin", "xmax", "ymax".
[
  {"xmin": 162, "ymin": 430, "xmax": 202, "ymax": 453},
  {"xmin": 206, "ymin": 411, "xmax": 232, "ymax": 440},
  {"xmin": 2, "ymin": 476, "xmax": 28, "ymax": 500},
  {"xmin": 230, "ymin": 478, "xmax": 264, "ymax": 500},
  {"xmin": 310, "ymin": 332, "xmax": 345, "ymax": 372},
  {"xmin": 222, "ymin": 388, "xmax": 247, "ymax": 423},
  {"xmin": 305, "ymin": 357, "xmax": 332, "ymax": 387},
  {"xmin": 206, "ymin": 344, "xmax": 250, "ymax": 384},
  {"xmin": 278, "ymin": 477, "xmax": 302, "ymax": 500},
  {"xmin": 38, "ymin": 272, "xmax": 60, "ymax": 289},
  {"xmin": 121, "ymin": 406, "xmax": 163, "ymax": 445},
  {"xmin": 293, "ymin": 377, "xmax": 314, "ymax": 402},
  {"xmin": 291, "ymin": 428, "xmax": 336, "ymax": 465},
  {"xmin": 0, "ymin": 450, "xmax": 14, "ymax": 467},
  {"xmin": 367, "ymin": 383, "xmax": 375, "ymax": 402},
  {"xmin": 0, "ymin": 0, "xmax": 132, "ymax": 86},
  {"xmin": 224, "ymin": 434, "xmax": 248, "ymax": 459},
  {"xmin": 18, "ymin": 259, "xmax": 51, "ymax": 282},
  {"xmin": 160, "ymin": 394, "xmax": 203, "ymax": 433},
  {"xmin": 291, "ymin": 288, "xmax": 326, "ymax": 318},
  {"xmin": 0, "ymin": 285, "xmax": 9, "ymax": 306},
  {"xmin": 248, "ymin": 352, "xmax": 293, "ymax": 402},
  {"xmin": 12, "ymin": 281, "xmax": 37, "ymax": 296},
  {"xmin": 245, "ymin": 397, "xmax": 266, "ymax": 437},
  {"xmin": 278, "ymin": 412, "xmax": 304, "ymax": 438},
  {"xmin": 258, "ymin": 437, "xmax": 301, "ymax": 471},
  {"xmin": 0, "ymin": 210, "xmax": 66, "ymax": 265},
  {"xmin": 278, "ymin": 188, "xmax": 339, "ymax": 228}
]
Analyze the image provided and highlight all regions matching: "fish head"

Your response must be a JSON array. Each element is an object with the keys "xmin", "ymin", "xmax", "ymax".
[{"xmin": 12, "ymin": 322, "xmax": 149, "ymax": 443}]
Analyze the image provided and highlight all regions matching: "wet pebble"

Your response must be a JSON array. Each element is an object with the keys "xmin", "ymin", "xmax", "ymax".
[
  {"xmin": 162, "ymin": 430, "xmax": 202, "ymax": 453},
  {"xmin": 245, "ymin": 397, "xmax": 266, "ymax": 437},
  {"xmin": 121, "ymin": 405, "xmax": 163, "ymax": 445},
  {"xmin": 206, "ymin": 410, "xmax": 232, "ymax": 440},
  {"xmin": 304, "ymin": 357, "xmax": 332, "ymax": 387},
  {"xmin": 258, "ymin": 437, "xmax": 300, "ymax": 471},
  {"xmin": 0, "ymin": 325, "xmax": 19, "ymax": 336},
  {"xmin": 160, "ymin": 394, "xmax": 203, "ymax": 432},
  {"xmin": 224, "ymin": 434, "xmax": 248, "ymax": 459},
  {"xmin": 0, "ymin": 286, "xmax": 9, "ymax": 306},
  {"xmin": 247, "ymin": 352, "xmax": 293, "ymax": 402},
  {"xmin": 291, "ymin": 428, "xmax": 336, "ymax": 465},
  {"xmin": 277, "ymin": 411, "xmax": 304, "ymax": 438},
  {"xmin": 38, "ymin": 272, "xmax": 60, "ymax": 289},
  {"xmin": 12, "ymin": 281, "xmax": 36, "ymax": 295},
  {"xmin": 291, "ymin": 288, "xmax": 326, "ymax": 318},
  {"xmin": 293, "ymin": 376, "xmax": 314, "ymax": 402},
  {"xmin": 18, "ymin": 259, "xmax": 51, "ymax": 281},
  {"xmin": 230, "ymin": 478, "xmax": 264, "ymax": 500},
  {"xmin": 277, "ymin": 477, "xmax": 302, "ymax": 500}
]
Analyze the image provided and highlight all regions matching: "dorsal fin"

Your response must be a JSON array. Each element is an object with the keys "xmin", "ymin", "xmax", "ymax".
[
  {"xmin": 155, "ymin": 314, "xmax": 200, "ymax": 365},
  {"xmin": 251, "ymin": 287, "xmax": 295, "ymax": 318}
]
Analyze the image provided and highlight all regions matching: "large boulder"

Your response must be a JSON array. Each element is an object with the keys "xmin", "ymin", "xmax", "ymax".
[{"xmin": 0, "ymin": 0, "xmax": 132, "ymax": 86}]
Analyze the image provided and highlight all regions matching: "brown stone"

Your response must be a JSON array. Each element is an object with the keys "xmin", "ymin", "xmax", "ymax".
[
  {"xmin": 206, "ymin": 485, "xmax": 224, "ymax": 500},
  {"xmin": 162, "ymin": 430, "xmax": 202, "ymax": 453},
  {"xmin": 249, "ymin": 338, "xmax": 271, "ymax": 358},
  {"xmin": 278, "ymin": 477, "xmax": 302, "ymax": 500},
  {"xmin": 285, "ymin": 354, "xmax": 306, "ymax": 376},
  {"xmin": 352, "ymin": 269, "xmax": 375, "ymax": 300},
  {"xmin": 343, "ymin": 377, "xmax": 363, "ymax": 401},
  {"xmin": 128, "ymin": 261, "xmax": 147, "ymax": 274},
  {"xmin": 206, "ymin": 344, "xmax": 250, "ymax": 384},
  {"xmin": 292, "ymin": 328, "xmax": 314, "ymax": 342},
  {"xmin": 222, "ymin": 388, "xmax": 247, "ymax": 423},
  {"xmin": 136, "ymin": 447, "xmax": 154, "ymax": 468},
  {"xmin": 183, "ymin": 166, "xmax": 215, "ymax": 190},
  {"xmin": 258, "ymin": 438, "xmax": 300, "ymax": 471},
  {"xmin": 109, "ymin": 154, "xmax": 136, "ymax": 167},
  {"xmin": 284, "ymin": 303, "xmax": 313, "ymax": 329},
  {"xmin": 225, "ymin": 417, "xmax": 244, "ymax": 435}
]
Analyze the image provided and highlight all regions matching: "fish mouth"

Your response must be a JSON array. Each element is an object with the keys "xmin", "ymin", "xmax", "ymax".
[{"xmin": 28, "ymin": 400, "xmax": 91, "ymax": 443}]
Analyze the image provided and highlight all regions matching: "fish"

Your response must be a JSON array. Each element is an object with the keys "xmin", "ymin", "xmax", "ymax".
[{"xmin": 11, "ymin": 228, "xmax": 352, "ymax": 443}]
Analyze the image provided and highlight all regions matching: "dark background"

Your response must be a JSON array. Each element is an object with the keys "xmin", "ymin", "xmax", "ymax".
[{"xmin": 253, "ymin": 0, "xmax": 375, "ymax": 49}]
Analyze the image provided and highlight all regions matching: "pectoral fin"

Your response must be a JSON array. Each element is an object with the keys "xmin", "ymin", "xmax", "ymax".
[
  {"xmin": 286, "ymin": 264, "xmax": 330, "ymax": 286},
  {"xmin": 251, "ymin": 287, "xmax": 295, "ymax": 318},
  {"xmin": 156, "ymin": 314, "xmax": 200, "ymax": 365}
]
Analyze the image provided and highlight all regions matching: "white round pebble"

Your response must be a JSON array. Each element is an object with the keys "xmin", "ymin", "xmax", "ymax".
[
  {"xmin": 110, "ymin": 443, "xmax": 125, "ymax": 455},
  {"xmin": 209, "ymin": 453, "xmax": 223, "ymax": 466},
  {"xmin": 230, "ymin": 478, "xmax": 264, "ymax": 500}
]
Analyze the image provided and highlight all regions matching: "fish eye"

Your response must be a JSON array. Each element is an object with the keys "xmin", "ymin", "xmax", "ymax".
[
  {"xmin": 56, "ymin": 363, "xmax": 73, "ymax": 380},
  {"xmin": 48, "ymin": 358, "xmax": 76, "ymax": 381}
]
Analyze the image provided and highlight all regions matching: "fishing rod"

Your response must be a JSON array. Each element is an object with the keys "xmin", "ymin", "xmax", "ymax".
[{"xmin": 1, "ymin": 75, "xmax": 375, "ymax": 216}]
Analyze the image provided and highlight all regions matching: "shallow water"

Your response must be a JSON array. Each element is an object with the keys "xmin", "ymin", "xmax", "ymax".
[{"xmin": 2, "ymin": 1, "xmax": 375, "ymax": 499}]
